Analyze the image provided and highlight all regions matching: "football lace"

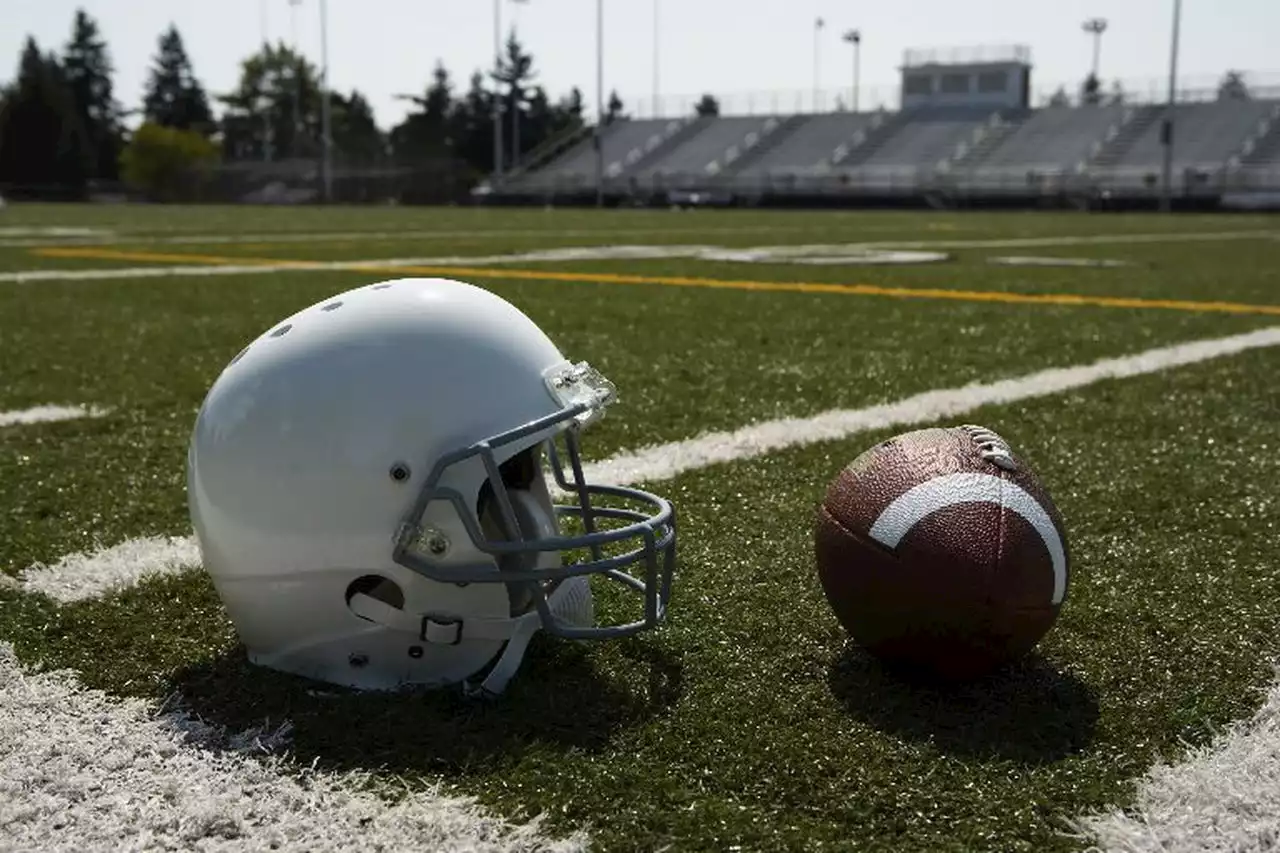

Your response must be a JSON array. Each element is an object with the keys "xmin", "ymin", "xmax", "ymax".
[{"xmin": 960, "ymin": 424, "xmax": 1018, "ymax": 471}]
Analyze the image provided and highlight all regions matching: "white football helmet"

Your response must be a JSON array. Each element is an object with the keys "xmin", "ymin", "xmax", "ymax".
[{"xmin": 187, "ymin": 277, "xmax": 676, "ymax": 696}]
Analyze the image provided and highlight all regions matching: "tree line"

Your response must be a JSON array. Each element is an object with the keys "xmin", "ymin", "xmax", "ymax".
[{"xmin": 0, "ymin": 8, "xmax": 626, "ymax": 200}]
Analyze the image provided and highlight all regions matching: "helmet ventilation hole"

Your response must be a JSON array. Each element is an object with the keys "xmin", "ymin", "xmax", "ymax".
[
  {"xmin": 372, "ymin": 283, "xmax": 393, "ymax": 290},
  {"xmin": 345, "ymin": 575, "xmax": 405, "ymax": 610},
  {"xmin": 321, "ymin": 301, "xmax": 343, "ymax": 312},
  {"xmin": 269, "ymin": 324, "xmax": 292, "ymax": 338}
]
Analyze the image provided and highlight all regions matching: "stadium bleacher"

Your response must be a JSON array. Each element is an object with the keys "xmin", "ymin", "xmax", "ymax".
[{"xmin": 500, "ymin": 43, "xmax": 1280, "ymax": 208}]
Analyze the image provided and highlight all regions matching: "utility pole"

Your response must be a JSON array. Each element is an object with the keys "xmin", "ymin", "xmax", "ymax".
[
  {"xmin": 508, "ymin": 0, "xmax": 529, "ymax": 170},
  {"xmin": 652, "ymin": 0, "xmax": 660, "ymax": 118},
  {"xmin": 842, "ymin": 29, "xmax": 862, "ymax": 113},
  {"xmin": 812, "ymin": 17, "xmax": 825, "ymax": 112},
  {"xmin": 289, "ymin": 0, "xmax": 302, "ymax": 155},
  {"xmin": 319, "ymin": 0, "xmax": 331, "ymax": 202},
  {"xmin": 1159, "ymin": 0, "xmax": 1182, "ymax": 213},
  {"xmin": 493, "ymin": 0, "xmax": 504, "ymax": 184},
  {"xmin": 1082, "ymin": 18, "xmax": 1108, "ymax": 82},
  {"xmin": 595, "ymin": 0, "xmax": 604, "ymax": 208}
]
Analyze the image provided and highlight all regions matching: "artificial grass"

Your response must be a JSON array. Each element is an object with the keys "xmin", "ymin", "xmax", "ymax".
[{"xmin": 2, "ymin": 336, "xmax": 1277, "ymax": 852}]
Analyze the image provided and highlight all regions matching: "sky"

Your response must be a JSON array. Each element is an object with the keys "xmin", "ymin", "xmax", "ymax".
[{"xmin": 4, "ymin": 0, "xmax": 1279, "ymax": 129}]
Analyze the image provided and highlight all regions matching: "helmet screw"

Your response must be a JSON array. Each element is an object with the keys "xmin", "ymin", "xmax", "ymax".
[
  {"xmin": 424, "ymin": 530, "xmax": 449, "ymax": 556},
  {"xmin": 389, "ymin": 462, "xmax": 411, "ymax": 482}
]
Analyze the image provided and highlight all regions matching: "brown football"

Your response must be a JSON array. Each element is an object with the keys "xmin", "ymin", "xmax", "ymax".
[{"xmin": 814, "ymin": 424, "xmax": 1070, "ymax": 681}]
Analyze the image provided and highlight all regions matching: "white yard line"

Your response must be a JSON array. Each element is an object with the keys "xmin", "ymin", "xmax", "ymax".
[
  {"xmin": 19, "ymin": 535, "xmax": 201, "ymax": 603},
  {"xmin": 0, "ymin": 643, "xmax": 586, "ymax": 853},
  {"xmin": 0, "ymin": 404, "xmax": 108, "ymax": 427},
  {"xmin": 5, "ymin": 229, "xmax": 1278, "ymax": 284},
  {"xmin": 580, "ymin": 324, "xmax": 1280, "ymax": 486},
  {"xmin": 0, "ymin": 223, "xmax": 807, "ymax": 248},
  {"xmin": 1074, "ymin": 668, "xmax": 1280, "ymax": 852},
  {"xmin": 19, "ymin": 326, "xmax": 1280, "ymax": 599},
  {"xmin": 6, "ymin": 324, "xmax": 1280, "ymax": 853}
]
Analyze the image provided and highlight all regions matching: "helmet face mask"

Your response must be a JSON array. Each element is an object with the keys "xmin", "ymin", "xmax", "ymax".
[
  {"xmin": 393, "ymin": 367, "xmax": 676, "ymax": 640},
  {"xmin": 187, "ymin": 278, "xmax": 676, "ymax": 697}
]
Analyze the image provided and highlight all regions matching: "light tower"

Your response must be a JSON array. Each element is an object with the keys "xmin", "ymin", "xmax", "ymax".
[
  {"xmin": 842, "ymin": 29, "xmax": 862, "ymax": 113},
  {"xmin": 1081, "ymin": 18, "xmax": 1108, "ymax": 82}
]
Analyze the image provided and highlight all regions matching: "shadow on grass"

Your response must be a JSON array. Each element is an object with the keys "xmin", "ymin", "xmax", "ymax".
[
  {"xmin": 827, "ymin": 643, "xmax": 1099, "ymax": 764},
  {"xmin": 169, "ymin": 632, "xmax": 684, "ymax": 777}
]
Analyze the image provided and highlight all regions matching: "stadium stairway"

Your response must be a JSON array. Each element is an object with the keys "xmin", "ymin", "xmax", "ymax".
[
  {"xmin": 717, "ymin": 114, "xmax": 809, "ymax": 177},
  {"xmin": 831, "ymin": 110, "xmax": 913, "ymax": 166},
  {"xmin": 1089, "ymin": 104, "xmax": 1165, "ymax": 167},
  {"xmin": 614, "ymin": 116, "xmax": 715, "ymax": 178},
  {"xmin": 1240, "ymin": 107, "xmax": 1280, "ymax": 166},
  {"xmin": 947, "ymin": 111, "xmax": 1028, "ymax": 169},
  {"xmin": 504, "ymin": 124, "xmax": 594, "ymax": 181}
]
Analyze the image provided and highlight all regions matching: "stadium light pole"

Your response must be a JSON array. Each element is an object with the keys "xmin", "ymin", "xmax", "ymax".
[
  {"xmin": 508, "ymin": 0, "xmax": 529, "ymax": 171},
  {"xmin": 842, "ymin": 29, "xmax": 862, "ymax": 113},
  {"xmin": 595, "ymin": 0, "xmax": 604, "ymax": 208},
  {"xmin": 493, "ymin": 0, "xmax": 504, "ymax": 184},
  {"xmin": 813, "ymin": 17, "xmax": 825, "ymax": 113},
  {"xmin": 319, "ymin": 0, "xmax": 332, "ymax": 203},
  {"xmin": 652, "ymin": 0, "xmax": 660, "ymax": 118},
  {"xmin": 289, "ymin": 0, "xmax": 303, "ymax": 148},
  {"xmin": 1159, "ymin": 0, "xmax": 1182, "ymax": 213},
  {"xmin": 1081, "ymin": 18, "xmax": 1108, "ymax": 82}
]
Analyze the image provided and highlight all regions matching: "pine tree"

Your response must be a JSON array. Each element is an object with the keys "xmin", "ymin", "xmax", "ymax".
[
  {"xmin": 390, "ymin": 61, "xmax": 456, "ymax": 161},
  {"xmin": 605, "ymin": 90, "xmax": 626, "ymax": 125},
  {"xmin": 0, "ymin": 37, "xmax": 91, "ymax": 196},
  {"xmin": 492, "ymin": 31, "xmax": 536, "ymax": 161},
  {"xmin": 62, "ymin": 9, "xmax": 123, "ymax": 180},
  {"xmin": 451, "ymin": 71, "xmax": 496, "ymax": 173},
  {"xmin": 142, "ymin": 25, "xmax": 214, "ymax": 134},
  {"xmin": 329, "ymin": 90, "xmax": 384, "ymax": 163}
]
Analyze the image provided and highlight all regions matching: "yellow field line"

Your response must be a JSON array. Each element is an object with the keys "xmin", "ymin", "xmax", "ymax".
[{"xmin": 32, "ymin": 245, "xmax": 1280, "ymax": 317}]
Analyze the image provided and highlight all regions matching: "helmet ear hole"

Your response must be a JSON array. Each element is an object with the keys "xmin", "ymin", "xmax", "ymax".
[{"xmin": 345, "ymin": 575, "xmax": 405, "ymax": 610}]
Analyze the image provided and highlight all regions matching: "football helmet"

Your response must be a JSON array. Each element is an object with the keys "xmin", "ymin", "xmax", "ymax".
[{"xmin": 187, "ymin": 277, "xmax": 676, "ymax": 696}]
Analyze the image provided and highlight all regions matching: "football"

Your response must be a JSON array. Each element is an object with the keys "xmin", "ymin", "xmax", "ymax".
[{"xmin": 814, "ymin": 424, "xmax": 1070, "ymax": 681}]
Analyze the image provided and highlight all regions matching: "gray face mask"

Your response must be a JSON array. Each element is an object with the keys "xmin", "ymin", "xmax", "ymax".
[{"xmin": 392, "ymin": 361, "xmax": 677, "ymax": 642}]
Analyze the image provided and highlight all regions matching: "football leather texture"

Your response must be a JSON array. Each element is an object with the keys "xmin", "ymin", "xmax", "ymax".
[{"xmin": 814, "ymin": 425, "xmax": 1070, "ymax": 681}]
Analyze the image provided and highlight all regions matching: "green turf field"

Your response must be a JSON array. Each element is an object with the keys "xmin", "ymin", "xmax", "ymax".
[{"xmin": 2, "ymin": 203, "xmax": 1278, "ymax": 851}]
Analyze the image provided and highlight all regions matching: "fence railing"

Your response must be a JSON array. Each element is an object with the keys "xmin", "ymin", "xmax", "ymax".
[
  {"xmin": 605, "ymin": 71, "xmax": 1280, "ymax": 120},
  {"xmin": 505, "ymin": 160, "xmax": 1280, "ymax": 199}
]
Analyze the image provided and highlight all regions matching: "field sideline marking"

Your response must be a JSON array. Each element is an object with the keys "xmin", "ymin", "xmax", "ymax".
[
  {"xmin": 0, "ymin": 404, "xmax": 108, "ymax": 427},
  {"xmin": 18, "ymin": 324, "xmax": 1280, "ymax": 599},
  {"xmin": 0, "ymin": 644, "xmax": 587, "ymax": 852},
  {"xmin": 27, "ymin": 246, "xmax": 1280, "ymax": 317},
  {"xmin": 4, "ymin": 225, "xmax": 1275, "ymax": 250},
  {"xmin": 7, "ymin": 324, "xmax": 1280, "ymax": 852}
]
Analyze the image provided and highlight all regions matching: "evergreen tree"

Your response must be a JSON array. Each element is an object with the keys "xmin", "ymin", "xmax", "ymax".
[
  {"xmin": 328, "ymin": 89, "xmax": 385, "ymax": 163},
  {"xmin": 1218, "ymin": 70, "xmax": 1251, "ymax": 101},
  {"xmin": 62, "ymin": 9, "xmax": 123, "ymax": 180},
  {"xmin": 694, "ymin": 94, "xmax": 721, "ymax": 116},
  {"xmin": 605, "ymin": 90, "xmax": 626, "ymax": 124},
  {"xmin": 492, "ymin": 31, "xmax": 536, "ymax": 161},
  {"xmin": 390, "ymin": 61, "xmax": 455, "ymax": 160},
  {"xmin": 0, "ymin": 37, "xmax": 90, "ymax": 196},
  {"xmin": 450, "ymin": 71, "xmax": 496, "ymax": 173},
  {"xmin": 142, "ymin": 24, "xmax": 214, "ymax": 134}
]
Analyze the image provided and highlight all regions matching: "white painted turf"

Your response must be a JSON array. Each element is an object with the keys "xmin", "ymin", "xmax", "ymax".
[
  {"xmin": 4, "ymin": 229, "xmax": 1278, "ymax": 284},
  {"xmin": 0, "ymin": 644, "xmax": 586, "ymax": 853},
  {"xmin": 5, "ymin": 324, "xmax": 1280, "ymax": 850},
  {"xmin": 0, "ymin": 404, "xmax": 107, "ymax": 427}
]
